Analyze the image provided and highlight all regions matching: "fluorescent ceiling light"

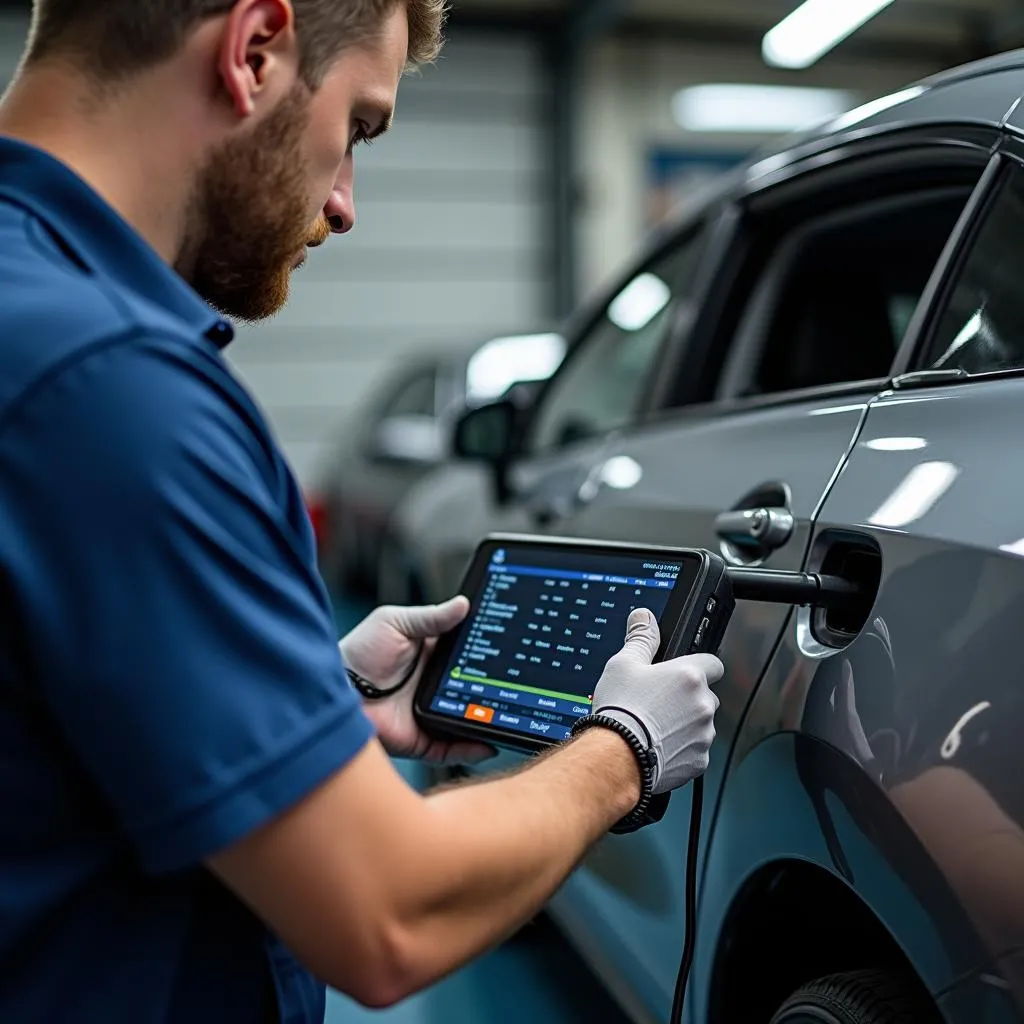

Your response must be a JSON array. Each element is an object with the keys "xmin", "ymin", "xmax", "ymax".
[
  {"xmin": 673, "ymin": 84, "xmax": 855, "ymax": 134},
  {"xmin": 763, "ymin": 0, "xmax": 897, "ymax": 70}
]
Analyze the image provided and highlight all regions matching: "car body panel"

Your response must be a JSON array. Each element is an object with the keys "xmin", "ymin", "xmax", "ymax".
[
  {"xmin": 528, "ymin": 391, "xmax": 871, "ymax": 1019},
  {"xmin": 692, "ymin": 733, "xmax": 982, "ymax": 1024},
  {"xmin": 731, "ymin": 377, "xmax": 1024, "ymax": 1017},
  {"xmin": 940, "ymin": 971, "xmax": 1023, "ymax": 1022}
]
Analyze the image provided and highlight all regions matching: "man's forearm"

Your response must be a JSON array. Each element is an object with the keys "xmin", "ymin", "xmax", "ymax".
[{"xmin": 385, "ymin": 728, "xmax": 640, "ymax": 993}]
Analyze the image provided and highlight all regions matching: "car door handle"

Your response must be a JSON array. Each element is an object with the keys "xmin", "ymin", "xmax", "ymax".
[{"xmin": 715, "ymin": 507, "xmax": 794, "ymax": 553}]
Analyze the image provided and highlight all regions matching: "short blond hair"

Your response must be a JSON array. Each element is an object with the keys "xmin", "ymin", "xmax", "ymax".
[{"xmin": 27, "ymin": 0, "xmax": 446, "ymax": 85}]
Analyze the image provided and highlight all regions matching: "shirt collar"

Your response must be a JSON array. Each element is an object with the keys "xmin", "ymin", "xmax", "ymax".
[{"xmin": 0, "ymin": 136, "xmax": 234, "ymax": 349}]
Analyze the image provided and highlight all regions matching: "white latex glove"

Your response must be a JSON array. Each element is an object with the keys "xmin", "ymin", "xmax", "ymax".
[
  {"xmin": 591, "ymin": 608, "xmax": 723, "ymax": 794},
  {"xmin": 340, "ymin": 597, "xmax": 497, "ymax": 766}
]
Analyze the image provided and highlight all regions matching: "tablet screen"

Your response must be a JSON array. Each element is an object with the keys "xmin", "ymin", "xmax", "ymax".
[{"xmin": 424, "ymin": 542, "xmax": 686, "ymax": 743}]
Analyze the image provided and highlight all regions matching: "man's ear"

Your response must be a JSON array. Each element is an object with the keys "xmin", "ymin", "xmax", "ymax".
[{"xmin": 218, "ymin": 0, "xmax": 300, "ymax": 118}]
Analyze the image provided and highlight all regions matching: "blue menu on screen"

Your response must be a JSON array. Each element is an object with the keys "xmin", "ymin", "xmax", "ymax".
[{"xmin": 429, "ymin": 544, "xmax": 681, "ymax": 742}]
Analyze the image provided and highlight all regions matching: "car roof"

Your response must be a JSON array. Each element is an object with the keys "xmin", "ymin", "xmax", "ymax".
[
  {"xmin": 919, "ymin": 47, "xmax": 1024, "ymax": 88},
  {"xmin": 755, "ymin": 48, "xmax": 1024, "ymax": 164}
]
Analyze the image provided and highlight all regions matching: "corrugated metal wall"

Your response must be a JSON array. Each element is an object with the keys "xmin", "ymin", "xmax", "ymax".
[
  {"xmin": 0, "ymin": 17, "xmax": 552, "ymax": 489},
  {"xmin": 228, "ymin": 30, "xmax": 553, "ymax": 486}
]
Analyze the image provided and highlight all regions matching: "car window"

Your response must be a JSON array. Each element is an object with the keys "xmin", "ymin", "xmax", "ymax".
[
  {"xmin": 916, "ymin": 170, "xmax": 1024, "ymax": 376},
  {"xmin": 383, "ymin": 369, "xmax": 439, "ymax": 419},
  {"xmin": 717, "ymin": 189, "xmax": 973, "ymax": 399},
  {"xmin": 525, "ymin": 229, "xmax": 706, "ymax": 454}
]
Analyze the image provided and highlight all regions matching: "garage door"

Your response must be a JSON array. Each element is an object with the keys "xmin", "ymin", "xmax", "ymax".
[{"xmin": 227, "ymin": 29, "xmax": 553, "ymax": 486}]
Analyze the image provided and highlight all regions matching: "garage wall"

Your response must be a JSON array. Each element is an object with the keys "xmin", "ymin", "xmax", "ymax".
[
  {"xmin": 577, "ymin": 37, "xmax": 948, "ymax": 299},
  {"xmin": 0, "ymin": 11, "xmax": 27, "ymax": 83},
  {"xmin": 0, "ymin": 17, "xmax": 553, "ymax": 488},
  {"xmin": 229, "ymin": 30, "xmax": 553, "ymax": 485}
]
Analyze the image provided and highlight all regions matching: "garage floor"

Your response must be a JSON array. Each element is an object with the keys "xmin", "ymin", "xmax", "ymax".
[{"xmin": 330, "ymin": 595, "xmax": 630, "ymax": 1024}]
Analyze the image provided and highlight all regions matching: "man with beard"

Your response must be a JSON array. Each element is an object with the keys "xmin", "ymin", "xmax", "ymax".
[{"xmin": 0, "ymin": 2, "xmax": 724, "ymax": 1022}]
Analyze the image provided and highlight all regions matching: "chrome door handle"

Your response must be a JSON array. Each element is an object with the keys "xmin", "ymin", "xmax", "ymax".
[{"xmin": 715, "ymin": 507, "xmax": 794, "ymax": 553}]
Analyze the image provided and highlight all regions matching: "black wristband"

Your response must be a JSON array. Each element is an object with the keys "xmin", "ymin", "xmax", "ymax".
[
  {"xmin": 346, "ymin": 639, "xmax": 425, "ymax": 701},
  {"xmin": 570, "ymin": 713, "xmax": 668, "ymax": 834}
]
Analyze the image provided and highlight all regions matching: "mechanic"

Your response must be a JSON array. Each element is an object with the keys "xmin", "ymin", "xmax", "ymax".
[{"xmin": 0, "ymin": 2, "xmax": 724, "ymax": 1022}]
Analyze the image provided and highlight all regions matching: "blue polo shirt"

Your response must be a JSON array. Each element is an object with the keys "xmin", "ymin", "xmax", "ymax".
[{"xmin": 0, "ymin": 137, "xmax": 374, "ymax": 1022}]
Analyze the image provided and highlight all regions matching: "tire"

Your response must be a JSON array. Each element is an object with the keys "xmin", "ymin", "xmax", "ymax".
[{"xmin": 770, "ymin": 970, "xmax": 941, "ymax": 1024}]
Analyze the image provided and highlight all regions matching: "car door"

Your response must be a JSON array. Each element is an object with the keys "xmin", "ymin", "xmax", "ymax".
[
  {"xmin": 541, "ymin": 134, "xmax": 994, "ymax": 1021},
  {"xmin": 738, "ymin": 144, "xmax": 1024, "ymax": 1017},
  {"xmin": 412, "ymin": 213, "xmax": 724, "ymax": 601}
]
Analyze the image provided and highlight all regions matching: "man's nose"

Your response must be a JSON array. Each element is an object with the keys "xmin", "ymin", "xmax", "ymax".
[{"xmin": 324, "ymin": 188, "xmax": 355, "ymax": 235}]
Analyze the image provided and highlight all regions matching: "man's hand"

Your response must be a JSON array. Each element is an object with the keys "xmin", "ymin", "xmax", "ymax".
[
  {"xmin": 340, "ymin": 598, "xmax": 496, "ymax": 766},
  {"xmin": 590, "ymin": 608, "xmax": 724, "ymax": 794},
  {"xmin": 211, "ymin": 608, "xmax": 726, "ymax": 1007}
]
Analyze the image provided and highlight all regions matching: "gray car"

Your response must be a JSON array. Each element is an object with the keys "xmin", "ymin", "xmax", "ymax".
[
  {"xmin": 386, "ymin": 51, "xmax": 1024, "ymax": 1024},
  {"xmin": 308, "ymin": 331, "xmax": 563, "ymax": 603}
]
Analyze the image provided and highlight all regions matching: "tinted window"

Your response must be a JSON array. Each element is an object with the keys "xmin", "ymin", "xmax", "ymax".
[
  {"xmin": 917, "ymin": 170, "xmax": 1024, "ymax": 376},
  {"xmin": 526, "ymin": 229, "xmax": 706, "ymax": 453},
  {"xmin": 717, "ymin": 189, "xmax": 972, "ymax": 399}
]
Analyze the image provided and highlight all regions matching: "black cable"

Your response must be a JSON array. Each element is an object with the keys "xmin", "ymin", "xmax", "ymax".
[
  {"xmin": 670, "ymin": 775, "xmax": 704, "ymax": 1024},
  {"xmin": 727, "ymin": 568, "xmax": 861, "ymax": 611},
  {"xmin": 665, "ymin": 564, "xmax": 864, "ymax": 1021}
]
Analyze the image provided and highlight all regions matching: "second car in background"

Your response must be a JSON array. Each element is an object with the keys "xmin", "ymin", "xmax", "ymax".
[{"xmin": 308, "ymin": 331, "xmax": 564, "ymax": 603}]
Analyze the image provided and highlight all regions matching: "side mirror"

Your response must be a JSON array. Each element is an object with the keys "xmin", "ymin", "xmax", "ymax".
[
  {"xmin": 453, "ymin": 400, "xmax": 517, "ymax": 464},
  {"xmin": 370, "ymin": 415, "xmax": 445, "ymax": 464}
]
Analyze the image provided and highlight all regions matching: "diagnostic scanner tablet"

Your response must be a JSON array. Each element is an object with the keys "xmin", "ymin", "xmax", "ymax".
[{"xmin": 413, "ymin": 534, "xmax": 735, "ymax": 753}]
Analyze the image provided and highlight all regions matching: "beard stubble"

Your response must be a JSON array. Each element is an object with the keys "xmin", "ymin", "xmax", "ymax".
[{"xmin": 177, "ymin": 85, "xmax": 330, "ymax": 323}]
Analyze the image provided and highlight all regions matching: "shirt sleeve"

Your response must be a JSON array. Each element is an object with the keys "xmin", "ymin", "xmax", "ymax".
[{"xmin": 1, "ymin": 331, "xmax": 374, "ymax": 874}]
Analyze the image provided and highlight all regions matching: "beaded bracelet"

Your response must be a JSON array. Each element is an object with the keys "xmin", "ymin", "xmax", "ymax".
[{"xmin": 570, "ymin": 713, "xmax": 668, "ymax": 834}]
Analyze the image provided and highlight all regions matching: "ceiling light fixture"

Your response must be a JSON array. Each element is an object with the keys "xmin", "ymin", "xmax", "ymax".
[
  {"xmin": 763, "ymin": 0, "xmax": 898, "ymax": 70},
  {"xmin": 672, "ymin": 83, "xmax": 855, "ymax": 134}
]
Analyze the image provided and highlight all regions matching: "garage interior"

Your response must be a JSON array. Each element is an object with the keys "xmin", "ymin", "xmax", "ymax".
[
  {"xmin": 1, "ymin": 0, "xmax": 1022, "ymax": 1021},
  {"xmin": 0, "ymin": 0, "xmax": 1007, "ymax": 486}
]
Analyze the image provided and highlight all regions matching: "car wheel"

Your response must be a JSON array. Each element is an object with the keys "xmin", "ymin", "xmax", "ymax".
[{"xmin": 770, "ymin": 970, "xmax": 939, "ymax": 1024}]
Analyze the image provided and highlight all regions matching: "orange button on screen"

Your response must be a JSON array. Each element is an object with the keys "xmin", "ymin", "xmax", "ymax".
[{"xmin": 466, "ymin": 704, "xmax": 495, "ymax": 724}]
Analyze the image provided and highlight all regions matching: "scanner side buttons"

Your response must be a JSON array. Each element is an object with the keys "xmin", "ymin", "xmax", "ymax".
[{"xmin": 692, "ymin": 616, "xmax": 712, "ymax": 651}]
